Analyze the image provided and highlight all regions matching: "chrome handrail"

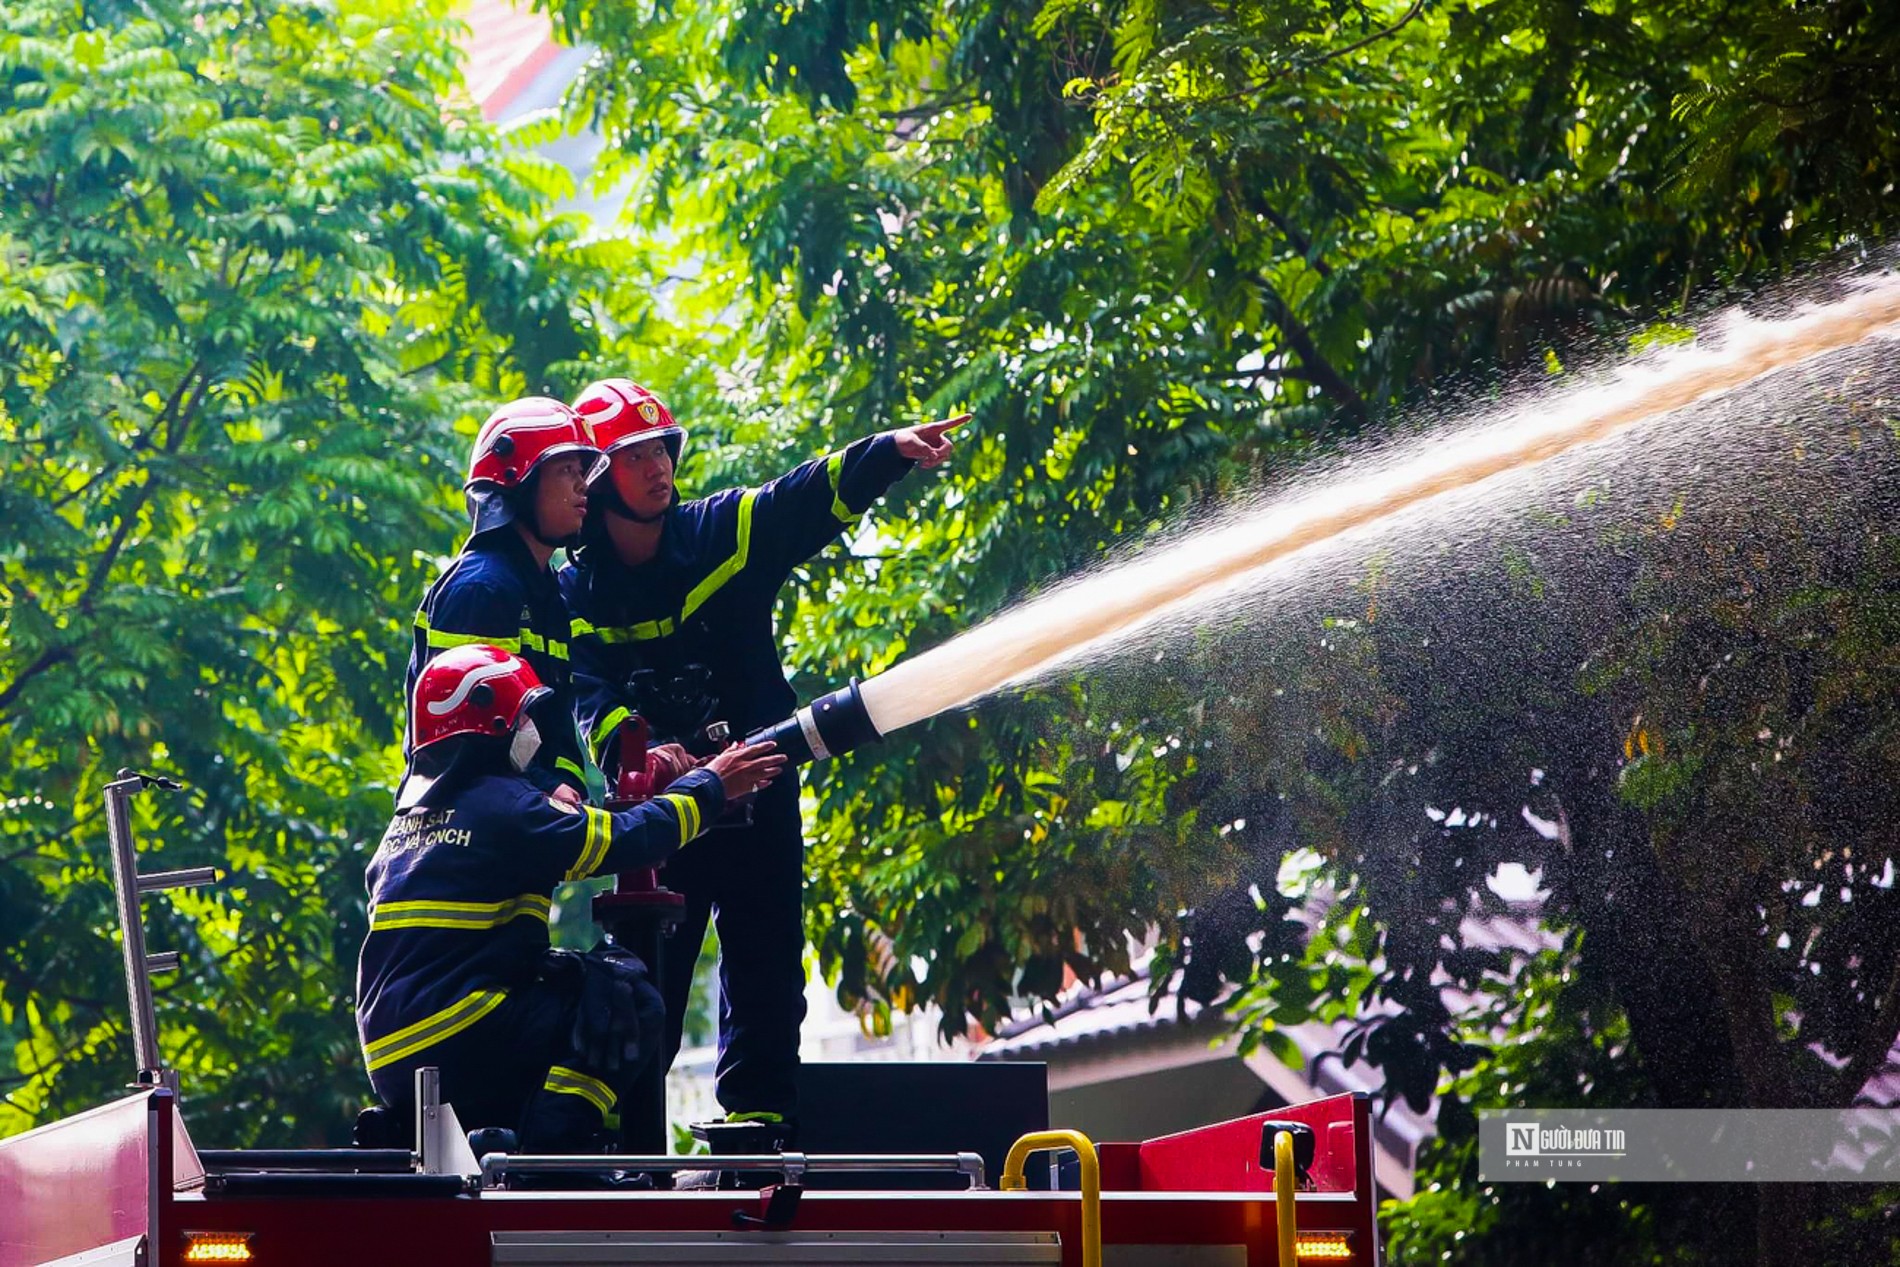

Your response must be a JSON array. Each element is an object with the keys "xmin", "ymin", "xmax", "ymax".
[{"xmin": 480, "ymin": 1150, "xmax": 985, "ymax": 1190}]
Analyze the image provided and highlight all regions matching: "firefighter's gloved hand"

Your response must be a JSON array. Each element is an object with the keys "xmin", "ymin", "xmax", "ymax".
[
  {"xmin": 570, "ymin": 970, "xmax": 633, "ymax": 1074},
  {"xmin": 569, "ymin": 947, "xmax": 658, "ymax": 1077}
]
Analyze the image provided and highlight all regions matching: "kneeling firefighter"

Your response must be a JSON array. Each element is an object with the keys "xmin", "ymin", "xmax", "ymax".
[
  {"xmin": 559, "ymin": 379, "xmax": 966, "ymax": 1139},
  {"xmin": 355, "ymin": 643, "xmax": 785, "ymax": 1154}
]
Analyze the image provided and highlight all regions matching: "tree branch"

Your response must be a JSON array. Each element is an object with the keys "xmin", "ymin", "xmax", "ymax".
[
  {"xmin": 1202, "ymin": 0, "xmax": 1428, "ymax": 107},
  {"xmin": 0, "ymin": 361, "xmax": 212, "ymax": 717},
  {"xmin": 1217, "ymin": 365, "xmax": 1307, "ymax": 383},
  {"xmin": 400, "ymin": 349, "xmax": 454, "ymax": 379},
  {"xmin": 49, "ymin": 462, "xmax": 125, "ymax": 511},
  {"xmin": 0, "ymin": 815, "xmax": 86, "ymax": 868},
  {"xmin": 1258, "ymin": 201, "xmax": 1333, "ymax": 280},
  {"xmin": 73, "ymin": 362, "xmax": 210, "ymax": 618},
  {"xmin": 1258, "ymin": 281, "xmax": 1368, "ymax": 427},
  {"xmin": 878, "ymin": 89, "xmax": 978, "ymax": 122},
  {"xmin": 0, "ymin": 647, "xmax": 75, "ymax": 716}
]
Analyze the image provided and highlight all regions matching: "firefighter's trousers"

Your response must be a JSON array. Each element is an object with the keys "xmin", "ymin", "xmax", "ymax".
[
  {"xmin": 656, "ymin": 776, "xmax": 808, "ymax": 1123},
  {"xmin": 367, "ymin": 951, "xmax": 664, "ymax": 1152}
]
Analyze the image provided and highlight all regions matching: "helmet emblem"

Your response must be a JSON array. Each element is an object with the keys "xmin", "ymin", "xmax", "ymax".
[{"xmin": 638, "ymin": 401, "xmax": 660, "ymax": 423}]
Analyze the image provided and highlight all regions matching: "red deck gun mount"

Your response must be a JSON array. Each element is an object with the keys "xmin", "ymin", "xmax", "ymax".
[{"xmin": 589, "ymin": 713, "xmax": 698, "ymax": 1153}]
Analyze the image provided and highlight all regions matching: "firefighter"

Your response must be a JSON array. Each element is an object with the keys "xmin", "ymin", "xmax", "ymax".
[
  {"xmin": 559, "ymin": 378, "xmax": 964, "ymax": 1138},
  {"xmin": 402, "ymin": 397, "xmax": 602, "ymax": 807},
  {"xmin": 356, "ymin": 643, "xmax": 786, "ymax": 1155}
]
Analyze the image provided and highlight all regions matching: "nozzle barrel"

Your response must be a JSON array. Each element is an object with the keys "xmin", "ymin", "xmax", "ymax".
[{"xmin": 745, "ymin": 679, "xmax": 882, "ymax": 765}]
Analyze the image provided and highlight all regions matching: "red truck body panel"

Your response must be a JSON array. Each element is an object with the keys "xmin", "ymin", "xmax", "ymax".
[{"xmin": 2, "ymin": 1090, "xmax": 1381, "ymax": 1267}]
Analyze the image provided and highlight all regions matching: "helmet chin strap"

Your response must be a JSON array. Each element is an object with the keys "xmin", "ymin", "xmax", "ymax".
[
  {"xmin": 515, "ymin": 487, "xmax": 583, "ymax": 550},
  {"xmin": 597, "ymin": 480, "xmax": 669, "ymax": 525},
  {"xmin": 523, "ymin": 512, "xmax": 574, "ymax": 548},
  {"xmin": 611, "ymin": 503, "xmax": 669, "ymax": 526}
]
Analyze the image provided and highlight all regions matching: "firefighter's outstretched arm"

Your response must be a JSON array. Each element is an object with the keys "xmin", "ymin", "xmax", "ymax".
[{"xmin": 747, "ymin": 414, "xmax": 970, "ymax": 576}]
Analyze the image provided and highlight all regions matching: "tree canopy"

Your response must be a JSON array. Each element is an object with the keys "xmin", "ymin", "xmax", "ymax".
[{"xmin": 0, "ymin": 0, "xmax": 612, "ymax": 1142}]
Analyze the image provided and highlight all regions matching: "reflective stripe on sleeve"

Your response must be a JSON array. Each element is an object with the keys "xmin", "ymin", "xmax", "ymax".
[
  {"xmin": 591, "ymin": 706, "xmax": 633, "ymax": 755},
  {"xmin": 563, "ymin": 805, "xmax": 613, "ymax": 882},
  {"xmin": 591, "ymin": 617, "xmax": 675, "ymax": 644},
  {"xmin": 519, "ymin": 627, "xmax": 569, "ymax": 660},
  {"xmin": 826, "ymin": 450, "xmax": 854, "ymax": 523},
  {"xmin": 656, "ymin": 792, "xmax": 701, "ymax": 845}
]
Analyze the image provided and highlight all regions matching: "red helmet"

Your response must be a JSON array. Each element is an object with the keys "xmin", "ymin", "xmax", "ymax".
[
  {"xmin": 571, "ymin": 379, "xmax": 685, "ymax": 475},
  {"xmin": 410, "ymin": 644, "xmax": 550, "ymax": 755},
  {"xmin": 466, "ymin": 397, "xmax": 604, "ymax": 492}
]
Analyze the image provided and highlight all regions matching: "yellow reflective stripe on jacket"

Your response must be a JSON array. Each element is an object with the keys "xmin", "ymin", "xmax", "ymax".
[
  {"xmin": 544, "ymin": 1065, "xmax": 615, "ymax": 1118},
  {"xmin": 589, "ymin": 616, "xmax": 674, "ymax": 644},
  {"xmin": 563, "ymin": 805, "xmax": 613, "ymax": 882},
  {"xmin": 363, "ymin": 988, "xmax": 507, "ymax": 1072},
  {"xmin": 656, "ymin": 792, "xmax": 701, "ymax": 845},
  {"xmin": 415, "ymin": 612, "xmax": 565, "ymax": 659},
  {"xmin": 415, "ymin": 611, "xmax": 521, "ymax": 654},
  {"xmin": 591, "ymin": 706, "xmax": 632, "ymax": 755},
  {"xmin": 368, "ymin": 893, "xmax": 552, "ymax": 932},
  {"xmin": 567, "ymin": 490, "xmax": 758, "ymax": 645},
  {"xmin": 826, "ymin": 450, "xmax": 854, "ymax": 523},
  {"xmin": 680, "ymin": 490, "xmax": 757, "ymax": 625},
  {"xmin": 519, "ymin": 627, "xmax": 569, "ymax": 660}
]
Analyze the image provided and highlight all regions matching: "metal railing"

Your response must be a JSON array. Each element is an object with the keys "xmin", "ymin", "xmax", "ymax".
[
  {"xmin": 480, "ymin": 1150, "xmax": 986, "ymax": 1190},
  {"xmin": 102, "ymin": 769, "xmax": 216, "ymax": 1091},
  {"xmin": 1001, "ymin": 1131, "xmax": 1100, "ymax": 1267}
]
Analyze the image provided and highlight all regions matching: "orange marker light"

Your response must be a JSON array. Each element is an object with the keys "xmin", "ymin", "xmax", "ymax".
[
  {"xmin": 183, "ymin": 1232, "xmax": 254, "ymax": 1263},
  {"xmin": 1295, "ymin": 1230, "xmax": 1354, "ymax": 1261}
]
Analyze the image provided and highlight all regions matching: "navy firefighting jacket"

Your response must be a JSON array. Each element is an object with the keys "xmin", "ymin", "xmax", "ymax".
[
  {"xmin": 355, "ymin": 766, "xmax": 724, "ymax": 1072},
  {"xmin": 406, "ymin": 530, "xmax": 590, "ymax": 799},
  {"xmin": 558, "ymin": 434, "xmax": 913, "ymax": 757}
]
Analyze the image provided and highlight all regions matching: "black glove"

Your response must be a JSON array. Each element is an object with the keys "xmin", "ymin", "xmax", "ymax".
[{"xmin": 568, "ymin": 946, "xmax": 655, "ymax": 1076}]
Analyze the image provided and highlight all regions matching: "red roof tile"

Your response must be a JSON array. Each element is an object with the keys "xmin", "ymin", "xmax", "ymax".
[{"xmin": 459, "ymin": 0, "xmax": 561, "ymax": 120}]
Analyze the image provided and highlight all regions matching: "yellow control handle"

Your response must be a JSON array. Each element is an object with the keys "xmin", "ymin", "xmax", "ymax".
[
  {"xmin": 1274, "ymin": 1128, "xmax": 1299, "ymax": 1264},
  {"xmin": 1001, "ymin": 1129, "xmax": 1101, "ymax": 1267}
]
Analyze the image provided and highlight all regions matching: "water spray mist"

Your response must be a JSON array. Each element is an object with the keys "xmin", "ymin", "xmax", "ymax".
[{"xmin": 751, "ymin": 274, "xmax": 1900, "ymax": 761}]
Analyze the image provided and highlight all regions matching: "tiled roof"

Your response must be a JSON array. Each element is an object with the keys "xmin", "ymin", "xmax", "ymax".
[
  {"xmin": 974, "ymin": 904, "xmax": 1900, "ymax": 1109},
  {"xmin": 979, "ymin": 905, "xmax": 1556, "ymax": 1060},
  {"xmin": 982, "ymin": 969, "xmax": 1221, "ymax": 1055},
  {"xmin": 459, "ymin": 0, "xmax": 563, "ymax": 120}
]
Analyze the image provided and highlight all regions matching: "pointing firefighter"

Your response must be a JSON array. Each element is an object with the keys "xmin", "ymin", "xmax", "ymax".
[
  {"xmin": 356, "ymin": 644, "xmax": 785, "ymax": 1154},
  {"xmin": 559, "ymin": 379, "xmax": 965, "ymax": 1140},
  {"xmin": 402, "ymin": 398, "xmax": 601, "ymax": 808}
]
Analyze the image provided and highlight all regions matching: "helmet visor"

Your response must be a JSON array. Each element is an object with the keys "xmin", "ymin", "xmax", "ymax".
[{"xmin": 529, "ymin": 441, "xmax": 609, "ymax": 487}]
